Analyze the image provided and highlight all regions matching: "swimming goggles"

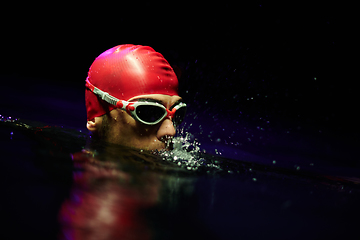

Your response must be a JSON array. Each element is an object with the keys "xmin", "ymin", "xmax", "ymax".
[{"xmin": 86, "ymin": 80, "xmax": 187, "ymax": 126}]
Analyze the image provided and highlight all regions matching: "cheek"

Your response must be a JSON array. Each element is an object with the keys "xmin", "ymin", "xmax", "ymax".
[
  {"xmin": 112, "ymin": 110, "xmax": 139, "ymax": 130},
  {"xmin": 133, "ymin": 121, "xmax": 160, "ymax": 137},
  {"xmin": 108, "ymin": 112, "xmax": 153, "ymax": 138},
  {"xmin": 106, "ymin": 109, "xmax": 162, "ymax": 148}
]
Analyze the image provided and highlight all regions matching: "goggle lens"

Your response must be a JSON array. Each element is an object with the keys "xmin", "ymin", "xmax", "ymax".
[
  {"xmin": 173, "ymin": 106, "xmax": 186, "ymax": 126},
  {"xmin": 134, "ymin": 103, "xmax": 186, "ymax": 126},
  {"xmin": 135, "ymin": 105, "xmax": 166, "ymax": 123}
]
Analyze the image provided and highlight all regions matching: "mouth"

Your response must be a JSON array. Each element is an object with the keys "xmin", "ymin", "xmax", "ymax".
[
  {"xmin": 165, "ymin": 140, "xmax": 174, "ymax": 151},
  {"xmin": 161, "ymin": 136, "xmax": 174, "ymax": 151},
  {"xmin": 151, "ymin": 136, "xmax": 174, "ymax": 151}
]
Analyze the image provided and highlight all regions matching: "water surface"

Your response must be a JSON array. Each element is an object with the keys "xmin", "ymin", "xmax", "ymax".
[{"xmin": 1, "ymin": 117, "xmax": 359, "ymax": 239}]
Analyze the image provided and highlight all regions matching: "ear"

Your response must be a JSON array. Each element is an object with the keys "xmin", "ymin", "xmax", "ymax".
[{"xmin": 86, "ymin": 117, "xmax": 102, "ymax": 132}]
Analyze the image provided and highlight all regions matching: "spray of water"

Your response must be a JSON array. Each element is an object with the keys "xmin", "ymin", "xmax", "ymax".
[{"xmin": 155, "ymin": 125, "xmax": 223, "ymax": 172}]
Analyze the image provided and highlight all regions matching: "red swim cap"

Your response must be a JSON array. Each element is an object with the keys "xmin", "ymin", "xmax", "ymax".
[{"xmin": 85, "ymin": 44, "xmax": 179, "ymax": 120}]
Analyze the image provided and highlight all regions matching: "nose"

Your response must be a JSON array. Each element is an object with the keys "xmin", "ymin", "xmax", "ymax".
[{"xmin": 157, "ymin": 118, "xmax": 176, "ymax": 142}]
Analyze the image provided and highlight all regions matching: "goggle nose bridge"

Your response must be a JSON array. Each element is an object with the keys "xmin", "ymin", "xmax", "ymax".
[{"xmin": 166, "ymin": 108, "xmax": 177, "ymax": 119}]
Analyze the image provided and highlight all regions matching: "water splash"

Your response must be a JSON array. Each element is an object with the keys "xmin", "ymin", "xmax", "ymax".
[
  {"xmin": 0, "ymin": 115, "xmax": 32, "ymax": 129},
  {"xmin": 156, "ymin": 130, "xmax": 222, "ymax": 172},
  {"xmin": 0, "ymin": 115, "xmax": 18, "ymax": 123}
]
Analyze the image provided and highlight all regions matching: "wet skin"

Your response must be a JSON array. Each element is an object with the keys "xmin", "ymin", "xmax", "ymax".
[{"xmin": 87, "ymin": 94, "xmax": 182, "ymax": 150}]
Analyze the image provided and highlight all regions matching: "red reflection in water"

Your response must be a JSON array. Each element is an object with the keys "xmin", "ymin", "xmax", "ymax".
[{"xmin": 58, "ymin": 151, "xmax": 160, "ymax": 240}]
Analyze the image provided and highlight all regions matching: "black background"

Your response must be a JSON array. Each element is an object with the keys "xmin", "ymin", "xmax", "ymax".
[{"xmin": 1, "ymin": 3, "xmax": 357, "ymax": 163}]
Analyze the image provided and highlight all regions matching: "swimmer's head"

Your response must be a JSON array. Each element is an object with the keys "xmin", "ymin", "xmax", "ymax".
[
  {"xmin": 85, "ymin": 44, "xmax": 179, "ymax": 121},
  {"xmin": 85, "ymin": 45, "xmax": 184, "ymax": 150}
]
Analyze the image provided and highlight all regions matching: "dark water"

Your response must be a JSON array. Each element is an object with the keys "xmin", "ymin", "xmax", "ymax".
[{"xmin": 1, "ymin": 115, "xmax": 360, "ymax": 240}]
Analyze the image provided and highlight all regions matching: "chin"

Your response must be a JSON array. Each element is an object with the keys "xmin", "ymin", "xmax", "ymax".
[
  {"xmin": 108, "ymin": 138, "xmax": 169, "ymax": 152},
  {"xmin": 147, "ymin": 144, "xmax": 167, "ymax": 151},
  {"xmin": 140, "ymin": 141, "xmax": 168, "ymax": 151}
]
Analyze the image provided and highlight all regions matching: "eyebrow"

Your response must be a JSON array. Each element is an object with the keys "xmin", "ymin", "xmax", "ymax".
[{"xmin": 170, "ymin": 100, "xmax": 184, "ymax": 109}]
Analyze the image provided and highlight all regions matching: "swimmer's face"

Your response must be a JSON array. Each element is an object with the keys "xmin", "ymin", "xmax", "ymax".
[{"xmin": 87, "ymin": 94, "xmax": 182, "ymax": 150}]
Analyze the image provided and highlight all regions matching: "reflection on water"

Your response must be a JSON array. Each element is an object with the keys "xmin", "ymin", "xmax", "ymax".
[
  {"xmin": 60, "ymin": 149, "xmax": 162, "ymax": 239},
  {"xmin": 58, "ymin": 136, "xmax": 228, "ymax": 240},
  {"xmin": 1, "ymin": 117, "xmax": 360, "ymax": 240}
]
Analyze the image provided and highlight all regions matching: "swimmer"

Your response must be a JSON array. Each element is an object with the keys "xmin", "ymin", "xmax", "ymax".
[{"xmin": 85, "ymin": 44, "xmax": 186, "ymax": 150}]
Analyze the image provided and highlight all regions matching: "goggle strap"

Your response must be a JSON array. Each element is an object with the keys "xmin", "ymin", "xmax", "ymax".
[
  {"xmin": 125, "ymin": 103, "xmax": 135, "ymax": 114},
  {"xmin": 85, "ymin": 79, "xmax": 95, "ymax": 91},
  {"xmin": 86, "ymin": 79, "xmax": 122, "ymax": 107},
  {"xmin": 115, "ymin": 100, "xmax": 132, "ymax": 112},
  {"xmin": 86, "ymin": 80, "xmax": 142, "ymax": 115}
]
